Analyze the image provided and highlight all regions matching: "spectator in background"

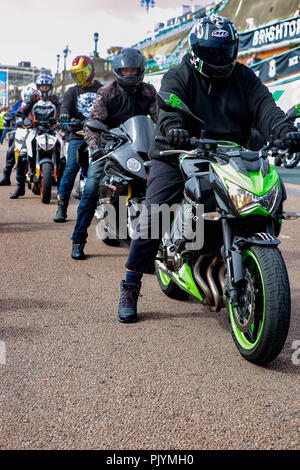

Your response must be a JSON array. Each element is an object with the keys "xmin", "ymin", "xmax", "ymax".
[
  {"xmin": 0, "ymin": 107, "xmax": 6, "ymax": 141},
  {"xmin": 0, "ymin": 108, "xmax": 10, "ymax": 144},
  {"xmin": 247, "ymin": 53, "xmax": 261, "ymax": 66}
]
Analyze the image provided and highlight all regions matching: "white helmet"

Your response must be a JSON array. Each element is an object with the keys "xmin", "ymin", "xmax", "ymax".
[{"xmin": 21, "ymin": 83, "xmax": 38, "ymax": 103}]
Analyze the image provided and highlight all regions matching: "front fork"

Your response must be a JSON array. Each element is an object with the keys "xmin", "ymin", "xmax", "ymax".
[
  {"xmin": 221, "ymin": 217, "xmax": 279, "ymax": 307},
  {"xmin": 222, "ymin": 219, "xmax": 243, "ymax": 308}
]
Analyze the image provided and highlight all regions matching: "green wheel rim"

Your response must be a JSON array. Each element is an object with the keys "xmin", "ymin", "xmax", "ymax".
[
  {"xmin": 158, "ymin": 269, "xmax": 171, "ymax": 287},
  {"xmin": 229, "ymin": 250, "xmax": 266, "ymax": 350}
]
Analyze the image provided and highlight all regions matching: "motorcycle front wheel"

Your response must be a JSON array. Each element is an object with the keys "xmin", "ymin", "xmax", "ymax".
[
  {"xmin": 95, "ymin": 203, "xmax": 121, "ymax": 246},
  {"xmin": 283, "ymin": 152, "xmax": 300, "ymax": 168},
  {"xmin": 40, "ymin": 162, "xmax": 52, "ymax": 204},
  {"xmin": 228, "ymin": 245, "xmax": 290, "ymax": 365}
]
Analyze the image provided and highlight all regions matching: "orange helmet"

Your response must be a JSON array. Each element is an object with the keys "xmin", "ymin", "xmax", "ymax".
[{"xmin": 71, "ymin": 55, "xmax": 95, "ymax": 87}]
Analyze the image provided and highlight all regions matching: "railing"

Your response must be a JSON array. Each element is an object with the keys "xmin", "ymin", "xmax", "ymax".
[
  {"xmin": 143, "ymin": 12, "xmax": 300, "ymax": 76},
  {"xmin": 106, "ymin": 2, "xmax": 227, "ymax": 62},
  {"xmin": 145, "ymin": 51, "xmax": 186, "ymax": 73},
  {"xmin": 132, "ymin": 17, "xmax": 198, "ymax": 51}
]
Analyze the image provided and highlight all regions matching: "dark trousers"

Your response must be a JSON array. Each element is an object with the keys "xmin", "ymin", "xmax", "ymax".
[
  {"xmin": 126, "ymin": 159, "xmax": 184, "ymax": 274},
  {"xmin": 71, "ymin": 158, "xmax": 105, "ymax": 244},
  {"xmin": 15, "ymin": 154, "xmax": 27, "ymax": 185},
  {"xmin": 2, "ymin": 142, "xmax": 16, "ymax": 176}
]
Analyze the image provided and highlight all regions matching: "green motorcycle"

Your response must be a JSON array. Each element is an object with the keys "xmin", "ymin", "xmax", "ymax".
[{"xmin": 155, "ymin": 92, "xmax": 299, "ymax": 365}]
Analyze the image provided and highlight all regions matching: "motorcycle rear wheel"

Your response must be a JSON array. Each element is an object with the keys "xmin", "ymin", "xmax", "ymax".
[
  {"xmin": 156, "ymin": 267, "xmax": 190, "ymax": 300},
  {"xmin": 40, "ymin": 162, "xmax": 52, "ymax": 204},
  {"xmin": 228, "ymin": 245, "xmax": 290, "ymax": 365}
]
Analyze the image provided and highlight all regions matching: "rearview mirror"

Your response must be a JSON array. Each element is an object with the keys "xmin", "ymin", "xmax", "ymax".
[
  {"xmin": 286, "ymin": 104, "xmax": 300, "ymax": 120},
  {"xmin": 271, "ymin": 104, "xmax": 300, "ymax": 133},
  {"xmin": 157, "ymin": 91, "xmax": 206, "ymax": 128},
  {"xmin": 86, "ymin": 120, "xmax": 108, "ymax": 133}
]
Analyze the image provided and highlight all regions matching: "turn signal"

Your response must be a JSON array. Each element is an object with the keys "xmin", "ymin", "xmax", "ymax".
[
  {"xmin": 202, "ymin": 212, "xmax": 221, "ymax": 221},
  {"xmin": 281, "ymin": 212, "xmax": 299, "ymax": 220}
]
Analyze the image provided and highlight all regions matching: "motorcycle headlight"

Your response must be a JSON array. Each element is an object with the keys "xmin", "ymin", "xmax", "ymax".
[
  {"xmin": 225, "ymin": 180, "xmax": 279, "ymax": 214},
  {"xmin": 126, "ymin": 157, "xmax": 141, "ymax": 173}
]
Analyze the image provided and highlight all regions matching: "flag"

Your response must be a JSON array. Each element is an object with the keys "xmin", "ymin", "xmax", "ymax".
[{"xmin": 0, "ymin": 70, "xmax": 8, "ymax": 98}]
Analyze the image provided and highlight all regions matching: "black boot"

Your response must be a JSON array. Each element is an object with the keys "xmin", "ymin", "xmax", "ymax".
[
  {"xmin": 118, "ymin": 281, "xmax": 141, "ymax": 323},
  {"xmin": 0, "ymin": 170, "xmax": 11, "ymax": 186},
  {"xmin": 10, "ymin": 183, "xmax": 25, "ymax": 199},
  {"xmin": 71, "ymin": 242, "xmax": 86, "ymax": 260},
  {"xmin": 11, "ymin": 158, "xmax": 26, "ymax": 198},
  {"xmin": 53, "ymin": 194, "xmax": 69, "ymax": 223}
]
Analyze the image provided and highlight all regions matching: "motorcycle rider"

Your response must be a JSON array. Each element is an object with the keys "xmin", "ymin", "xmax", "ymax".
[
  {"xmin": 53, "ymin": 55, "xmax": 102, "ymax": 222},
  {"xmin": 117, "ymin": 15, "xmax": 300, "ymax": 323},
  {"xmin": 0, "ymin": 99, "xmax": 23, "ymax": 186},
  {"xmin": 70, "ymin": 47, "xmax": 158, "ymax": 260},
  {"xmin": 0, "ymin": 85, "xmax": 37, "ymax": 187},
  {"xmin": 9, "ymin": 75, "xmax": 60, "ymax": 199}
]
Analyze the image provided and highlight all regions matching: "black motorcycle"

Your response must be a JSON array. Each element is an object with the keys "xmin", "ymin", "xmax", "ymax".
[{"xmin": 86, "ymin": 115, "xmax": 155, "ymax": 245}]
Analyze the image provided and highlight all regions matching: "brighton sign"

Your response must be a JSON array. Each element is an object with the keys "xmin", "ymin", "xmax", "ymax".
[{"xmin": 239, "ymin": 16, "xmax": 300, "ymax": 52}]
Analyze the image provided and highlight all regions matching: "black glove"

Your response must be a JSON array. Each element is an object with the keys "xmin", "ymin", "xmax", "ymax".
[
  {"xmin": 166, "ymin": 128, "xmax": 190, "ymax": 149},
  {"xmin": 89, "ymin": 147, "xmax": 104, "ymax": 162},
  {"xmin": 284, "ymin": 132, "xmax": 300, "ymax": 154},
  {"xmin": 58, "ymin": 113, "xmax": 70, "ymax": 123},
  {"xmin": 70, "ymin": 119, "xmax": 83, "ymax": 129}
]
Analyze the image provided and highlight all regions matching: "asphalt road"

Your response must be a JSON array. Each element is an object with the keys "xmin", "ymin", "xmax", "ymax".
[
  {"xmin": 0, "ymin": 146, "xmax": 299, "ymax": 451},
  {"xmin": 277, "ymin": 166, "xmax": 300, "ymax": 186}
]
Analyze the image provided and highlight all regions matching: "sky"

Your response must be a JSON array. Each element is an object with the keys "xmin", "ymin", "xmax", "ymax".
[{"xmin": 0, "ymin": 0, "xmax": 204, "ymax": 75}]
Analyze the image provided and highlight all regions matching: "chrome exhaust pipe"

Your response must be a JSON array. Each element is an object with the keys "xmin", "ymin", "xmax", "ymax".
[
  {"xmin": 206, "ymin": 257, "xmax": 222, "ymax": 312},
  {"xmin": 193, "ymin": 256, "xmax": 214, "ymax": 306},
  {"xmin": 218, "ymin": 263, "xmax": 226, "ymax": 308}
]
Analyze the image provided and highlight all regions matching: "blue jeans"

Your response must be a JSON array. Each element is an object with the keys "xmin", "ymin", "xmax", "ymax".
[
  {"xmin": 71, "ymin": 158, "xmax": 105, "ymax": 244},
  {"xmin": 58, "ymin": 139, "xmax": 84, "ymax": 197},
  {"xmin": 0, "ymin": 128, "xmax": 7, "ymax": 144}
]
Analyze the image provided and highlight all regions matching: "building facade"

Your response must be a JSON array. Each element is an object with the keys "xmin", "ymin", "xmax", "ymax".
[{"xmin": 0, "ymin": 62, "xmax": 51, "ymax": 106}]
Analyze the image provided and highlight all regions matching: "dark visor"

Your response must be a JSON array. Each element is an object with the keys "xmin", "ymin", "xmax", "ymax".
[
  {"xmin": 190, "ymin": 37, "xmax": 237, "ymax": 66},
  {"xmin": 113, "ymin": 54, "xmax": 144, "ymax": 69}
]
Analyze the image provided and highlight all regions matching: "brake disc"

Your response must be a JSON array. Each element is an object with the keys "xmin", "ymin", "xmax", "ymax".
[{"xmin": 233, "ymin": 269, "xmax": 256, "ymax": 332}]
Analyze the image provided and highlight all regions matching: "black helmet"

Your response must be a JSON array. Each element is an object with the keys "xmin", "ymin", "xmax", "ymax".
[
  {"xmin": 112, "ymin": 48, "xmax": 145, "ymax": 90},
  {"xmin": 189, "ymin": 15, "xmax": 239, "ymax": 79}
]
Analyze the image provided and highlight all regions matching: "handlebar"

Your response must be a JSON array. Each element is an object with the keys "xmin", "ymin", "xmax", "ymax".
[
  {"xmin": 155, "ymin": 135, "xmax": 288, "ymax": 160},
  {"xmin": 58, "ymin": 119, "xmax": 84, "ymax": 130},
  {"xmin": 21, "ymin": 118, "xmax": 84, "ymax": 130},
  {"xmin": 155, "ymin": 135, "xmax": 200, "ymax": 148}
]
